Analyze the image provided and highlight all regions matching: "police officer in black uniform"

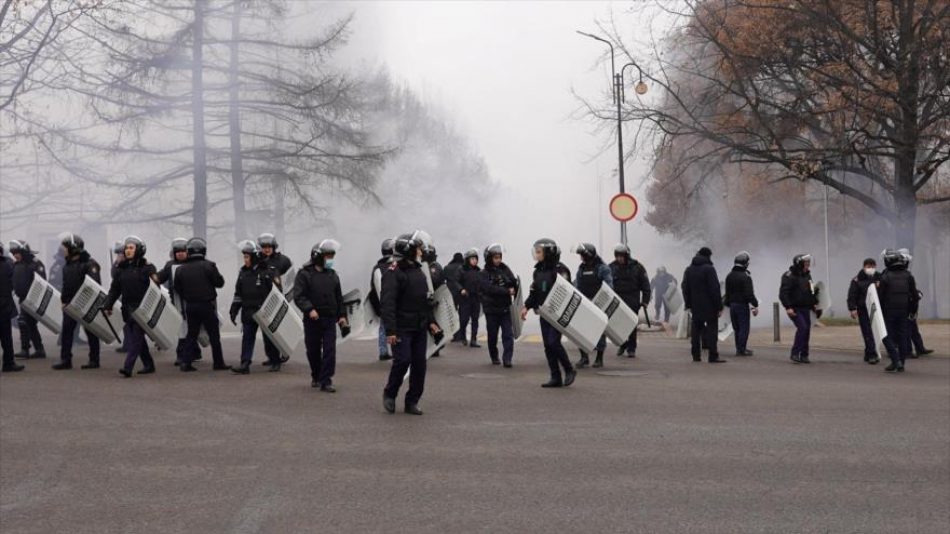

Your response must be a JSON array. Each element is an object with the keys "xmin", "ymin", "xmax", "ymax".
[
  {"xmin": 574, "ymin": 243, "xmax": 612, "ymax": 368},
  {"xmin": 458, "ymin": 248, "xmax": 482, "ymax": 347},
  {"xmin": 367, "ymin": 238, "xmax": 395, "ymax": 361},
  {"xmin": 9, "ymin": 240, "xmax": 47, "ymax": 360},
  {"xmin": 878, "ymin": 249, "xmax": 919, "ymax": 373},
  {"xmin": 682, "ymin": 247, "xmax": 725, "ymax": 363},
  {"xmin": 155, "ymin": 238, "xmax": 195, "ymax": 365},
  {"xmin": 1, "ymin": 243, "xmax": 24, "ymax": 373},
  {"xmin": 847, "ymin": 257, "xmax": 881, "ymax": 364},
  {"xmin": 230, "ymin": 240, "xmax": 282, "ymax": 375},
  {"xmin": 443, "ymin": 252, "xmax": 465, "ymax": 342},
  {"xmin": 479, "ymin": 243, "xmax": 518, "ymax": 367},
  {"xmin": 610, "ymin": 244, "xmax": 650, "ymax": 358},
  {"xmin": 53, "ymin": 233, "xmax": 102, "ymax": 370},
  {"xmin": 257, "ymin": 233, "xmax": 291, "ymax": 365},
  {"xmin": 174, "ymin": 238, "xmax": 229, "ymax": 372},
  {"xmin": 779, "ymin": 253, "xmax": 820, "ymax": 364},
  {"xmin": 521, "ymin": 238, "xmax": 577, "ymax": 388},
  {"xmin": 103, "ymin": 236, "xmax": 158, "ymax": 377},
  {"xmin": 423, "ymin": 244, "xmax": 446, "ymax": 358},
  {"xmin": 293, "ymin": 239, "xmax": 347, "ymax": 392},
  {"xmin": 724, "ymin": 251, "xmax": 759, "ymax": 356},
  {"xmin": 381, "ymin": 232, "xmax": 441, "ymax": 415}
]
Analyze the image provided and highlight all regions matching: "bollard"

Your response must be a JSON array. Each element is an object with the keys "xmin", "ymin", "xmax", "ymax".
[{"xmin": 773, "ymin": 302, "xmax": 780, "ymax": 342}]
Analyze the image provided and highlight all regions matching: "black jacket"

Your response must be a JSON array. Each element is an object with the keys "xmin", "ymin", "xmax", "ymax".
[
  {"xmin": 231, "ymin": 262, "xmax": 280, "ymax": 323},
  {"xmin": 724, "ymin": 266, "xmax": 759, "ymax": 308},
  {"xmin": 460, "ymin": 263, "xmax": 481, "ymax": 298},
  {"xmin": 443, "ymin": 256, "xmax": 464, "ymax": 299},
  {"xmin": 878, "ymin": 266, "xmax": 919, "ymax": 315},
  {"xmin": 610, "ymin": 259, "xmax": 651, "ymax": 310},
  {"xmin": 846, "ymin": 270, "xmax": 879, "ymax": 311},
  {"xmin": 524, "ymin": 261, "xmax": 572, "ymax": 311},
  {"xmin": 779, "ymin": 265, "xmax": 817, "ymax": 310},
  {"xmin": 173, "ymin": 257, "xmax": 225, "ymax": 303},
  {"xmin": 105, "ymin": 258, "xmax": 157, "ymax": 323},
  {"xmin": 12, "ymin": 253, "xmax": 46, "ymax": 301},
  {"xmin": 261, "ymin": 252, "xmax": 293, "ymax": 277},
  {"xmin": 429, "ymin": 261, "xmax": 445, "ymax": 289},
  {"xmin": 61, "ymin": 251, "xmax": 102, "ymax": 304},
  {"xmin": 682, "ymin": 255, "xmax": 722, "ymax": 318},
  {"xmin": 367, "ymin": 257, "xmax": 391, "ymax": 315},
  {"xmin": 0, "ymin": 256, "xmax": 14, "ymax": 320},
  {"xmin": 479, "ymin": 262, "xmax": 518, "ymax": 315},
  {"xmin": 380, "ymin": 259, "xmax": 434, "ymax": 335},
  {"xmin": 293, "ymin": 262, "xmax": 345, "ymax": 319}
]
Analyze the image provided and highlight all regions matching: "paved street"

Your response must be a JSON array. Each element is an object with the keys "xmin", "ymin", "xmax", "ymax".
[{"xmin": 1, "ymin": 328, "xmax": 948, "ymax": 533}]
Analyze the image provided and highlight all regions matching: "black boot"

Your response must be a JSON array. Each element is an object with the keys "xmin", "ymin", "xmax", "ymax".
[
  {"xmin": 2, "ymin": 363, "xmax": 25, "ymax": 373},
  {"xmin": 884, "ymin": 362, "xmax": 898, "ymax": 372},
  {"xmin": 378, "ymin": 353, "xmax": 392, "ymax": 361},
  {"xmin": 179, "ymin": 364, "xmax": 198, "ymax": 372},
  {"xmin": 118, "ymin": 368, "xmax": 132, "ymax": 378},
  {"xmin": 563, "ymin": 368, "xmax": 577, "ymax": 387},
  {"xmin": 576, "ymin": 353, "xmax": 589, "ymax": 368},
  {"xmin": 592, "ymin": 351, "xmax": 604, "ymax": 368},
  {"xmin": 616, "ymin": 343, "xmax": 626, "ymax": 357},
  {"xmin": 541, "ymin": 377, "xmax": 563, "ymax": 388},
  {"xmin": 81, "ymin": 361, "xmax": 100, "ymax": 370},
  {"xmin": 212, "ymin": 363, "xmax": 231, "ymax": 371},
  {"xmin": 231, "ymin": 361, "xmax": 250, "ymax": 375},
  {"xmin": 14, "ymin": 349, "xmax": 30, "ymax": 359},
  {"xmin": 383, "ymin": 395, "xmax": 396, "ymax": 414},
  {"xmin": 404, "ymin": 404, "xmax": 423, "ymax": 415},
  {"xmin": 29, "ymin": 349, "xmax": 46, "ymax": 359},
  {"xmin": 269, "ymin": 361, "xmax": 282, "ymax": 372},
  {"xmin": 52, "ymin": 361, "xmax": 73, "ymax": 370},
  {"xmin": 491, "ymin": 357, "xmax": 501, "ymax": 365},
  {"xmin": 137, "ymin": 366, "xmax": 155, "ymax": 375}
]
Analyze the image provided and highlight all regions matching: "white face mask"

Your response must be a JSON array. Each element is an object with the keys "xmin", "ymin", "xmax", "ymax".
[
  {"xmin": 864, "ymin": 267, "xmax": 876, "ymax": 276},
  {"xmin": 325, "ymin": 259, "xmax": 335, "ymax": 270}
]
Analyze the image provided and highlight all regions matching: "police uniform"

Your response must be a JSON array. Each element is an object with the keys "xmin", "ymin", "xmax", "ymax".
[
  {"xmin": 57, "ymin": 250, "xmax": 102, "ymax": 369},
  {"xmin": 574, "ymin": 254, "xmax": 612, "ymax": 367},
  {"xmin": 381, "ymin": 257, "xmax": 434, "ymax": 412},
  {"xmin": 293, "ymin": 258, "xmax": 345, "ymax": 389},
  {"xmin": 174, "ymin": 248, "xmax": 228, "ymax": 371},
  {"xmin": 0, "ymin": 252, "xmax": 20, "ymax": 372},
  {"xmin": 610, "ymin": 255, "xmax": 651, "ymax": 357},
  {"xmin": 878, "ymin": 257, "xmax": 919, "ymax": 371},
  {"xmin": 104, "ymin": 254, "xmax": 157, "ymax": 375},
  {"xmin": 230, "ymin": 260, "xmax": 281, "ymax": 370},
  {"xmin": 524, "ymin": 257, "xmax": 576, "ymax": 387},
  {"xmin": 11, "ymin": 246, "xmax": 47, "ymax": 358},
  {"xmin": 479, "ymin": 260, "xmax": 518, "ymax": 366}
]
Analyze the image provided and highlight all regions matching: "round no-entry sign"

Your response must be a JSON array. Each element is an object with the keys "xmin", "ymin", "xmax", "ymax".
[{"xmin": 609, "ymin": 193, "xmax": 639, "ymax": 222}]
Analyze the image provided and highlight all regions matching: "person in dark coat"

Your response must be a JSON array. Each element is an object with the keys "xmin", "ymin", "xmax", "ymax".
[
  {"xmin": 229, "ymin": 241, "xmax": 283, "ymax": 375},
  {"xmin": 294, "ymin": 239, "xmax": 347, "ymax": 392},
  {"xmin": 53, "ymin": 233, "xmax": 102, "ymax": 371},
  {"xmin": 381, "ymin": 231, "xmax": 441, "ymax": 415},
  {"xmin": 174, "ymin": 238, "xmax": 229, "ymax": 372},
  {"xmin": 724, "ymin": 251, "xmax": 759, "ymax": 357},
  {"xmin": 779, "ymin": 253, "xmax": 820, "ymax": 364},
  {"xmin": 877, "ymin": 249, "xmax": 919, "ymax": 373},
  {"xmin": 610, "ymin": 244, "xmax": 651, "ymax": 358},
  {"xmin": 422, "ymin": 244, "xmax": 446, "ymax": 358},
  {"xmin": 103, "ymin": 236, "xmax": 158, "ymax": 377},
  {"xmin": 458, "ymin": 248, "xmax": 482, "ymax": 347},
  {"xmin": 847, "ymin": 258, "xmax": 881, "ymax": 364},
  {"xmin": 478, "ymin": 244, "xmax": 518, "ymax": 367},
  {"xmin": 896, "ymin": 250, "xmax": 934, "ymax": 358},
  {"xmin": 521, "ymin": 238, "xmax": 577, "ymax": 388},
  {"xmin": 443, "ymin": 252, "xmax": 464, "ymax": 306},
  {"xmin": 367, "ymin": 238, "xmax": 395, "ymax": 361},
  {"xmin": 1, "ymin": 243, "xmax": 24, "ymax": 372},
  {"xmin": 155, "ymin": 238, "xmax": 196, "ymax": 365},
  {"xmin": 651, "ymin": 266, "xmax": 675, "ymax": 322},
  {"xmin": 574, "ymin": 243, "xmax": 612, "ymax": 368},
  {"xmin": 682, "ymin": 247, "xmax": 725, "ymax": 363},
  {"xmin": 9, "ymin": 240, "xmax": 47, "ymax": 359},
  {"xmin": 257, "ymin": 233, "xmax": 293, "ymax": 278}
]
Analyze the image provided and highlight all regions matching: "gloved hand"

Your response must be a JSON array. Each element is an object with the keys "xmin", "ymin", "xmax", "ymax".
[
  {"xmin": 814, "ymin": 308, "xmax": 823, "ymax": 319},
  {"xmin": 433, "ymin": 330, "xmax": 445, "ymax": 345},
  {"xmin": 229, "ymin": 302, "xmax": 240, "ymax": 325},
  {"xmin": 340, "ymin": 324, "xmax": 351, "ymax": 338}
]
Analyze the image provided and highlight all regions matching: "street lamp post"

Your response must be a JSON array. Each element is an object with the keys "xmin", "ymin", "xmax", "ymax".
[{"xmin": 577, "ymin": 31, "xmax": 646, "ymax": 245}]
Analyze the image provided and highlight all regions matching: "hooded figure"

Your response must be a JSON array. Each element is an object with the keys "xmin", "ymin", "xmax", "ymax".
[{"xmin": 682, "ymin": 247, "xmax": 724, "ymax": 363}]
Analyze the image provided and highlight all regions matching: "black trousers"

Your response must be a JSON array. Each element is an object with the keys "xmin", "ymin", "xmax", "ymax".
[
  {"xmin": 304, "ymin": 316, "xmax": 337, "ymax": 386},
  {"xmin": 60, "ymin": 315, "xmax": 100, "ymax": 364},
  {"xmin": 882, "ymin": 310, "xmax": 910, "ymax": 365},
  {"xmin": 384, "ymin": 329, "xmax": 428, "ymax": 405},
  {"xmin": 458, "ymin": 296, "xmax": 480, "ymax": 341},
  {"xmin": 183, "ymin": 301, "xmax": 224, "ymax": 367},
  {"xmin": 16, "ymin": 307, "xmax": 44, "ymax": 352},
  {"xmin": 122, "ymin": 321, "xmax": 155, "ymax": 371},
  {"xmin": 485, "ymin": 312, "xmax": 514, "ymax": 364},
  {"xmin": 1, "ymin": 315, "xmax": 14, "ymax": 367},
  {"xmin": 910, "ymin": 319, "xmax": 927, "ymax": 354},
  {"xmin": 856, "ymin": 306, "xmax": 876, "ymax": 357},
  {"xmin": 690, "ymin": 313, "xmax": 718, "ymax": 359},
  {"xmin": 540, "ymin": 318, "xmax": 573, "ymax": 381},
  {"xmin": 619, "ymin": 305, "xmax": 641, "ymax": 355}
]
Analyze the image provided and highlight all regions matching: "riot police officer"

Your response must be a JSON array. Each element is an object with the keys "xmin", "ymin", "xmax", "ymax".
[
  {"xmin": 878, "ymin": 249, "xmax": 919, "ymax": 373},
  {"xmin": 610, "ymin": 244, "xmax": 650, "ymax": 358},
  {"xmin": 521, "ymin": 238, "xmax": 576, "ymax": 388},
  {"xmin": 230, "ymin": 241, "xmax": 282, "ymax": 374},
  {"xmin": 258, "ymin": 233, "xmax": 292, "ymax": 278},
  {"xmin": 423, "ymin": 244, "xmax": 446, "ymax": 358},
  {"xmin": 847, "ymin": 258, "xmax": 881, "ymax": 363},
  {"xmin": 293, "ymin": 239, "xmax": 347, "ymax": 392},
  {"xmin": 574, "ymin": 243, "xmax": 612, "ymax": 368},
  {"xmin": 724, "ymin": 251, "xmax": 758, "ymax": 356},
  {"xmin": 155, "ymin": 238, "xmax": 195, "ymax": 365},
  {"xmin": 682, "ymin": 247, "xmax": 725, "ymax": 363},
  {"xmin": 443, "ymin": 252, "xmax": 465, "ymax": 342},
  {"xmin": 9, "ymin": 240, "xmax": 47, "ymax": 360},
  {"xmin": 458, "ymin": 248, "xmax": 482, "ymax": 347},
  {"xmin": 103, "ymin": 236, "xmax": 158, "ymax": 377},
  {"xmin": 1, "ymin": 243, "xmax": 24, "ymax": 372},
  {"xmin": 53, "ymin": 233, "xmax": 102, "ymax": 370},
  {"xmin": 381, "ymin": 231, "xmax": 441, "ymax": 415},
  {"xmin": 174, "ymin": 238, "xmax": 229, "ymax": 372},
  {"xmin": 779, "ymin": 253, "xmax": 820, "ymax": 364},
  {"xmin": 478, "ymin": 244, "xmax": 518, "ymax": 367},
  {"xmin": 367, "ymin": 238, "xmax": 395, "ymax": 361}
]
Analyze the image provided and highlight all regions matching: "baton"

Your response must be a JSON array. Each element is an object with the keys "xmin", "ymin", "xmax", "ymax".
[
  {"xmin": 99, "ymin": 308, "xmax": 123, "ymax": 344},
  {"xmin": 643, "ymin": 307, "xmax": 653, "ymax": 328}
]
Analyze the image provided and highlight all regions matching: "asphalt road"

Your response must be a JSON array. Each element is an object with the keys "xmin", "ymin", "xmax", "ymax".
[{"xmin": 1, "ymin": 330, "xmax": 948, "ymax": 534}]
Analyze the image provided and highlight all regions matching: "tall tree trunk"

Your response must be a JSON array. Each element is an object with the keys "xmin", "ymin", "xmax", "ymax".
[
  {"xmin": 191, "ymin": 0, "xmax": 208, "ymax": 239},
  {"xmin": 893, "ymin": 0, "xmax": 920, "ymax": 251},
  {"xmin": 228, "ymin": 0, "xmax": 245, "ymax": 241}
]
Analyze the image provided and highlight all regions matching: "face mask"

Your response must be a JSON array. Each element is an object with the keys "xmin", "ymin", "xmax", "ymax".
[
  {"xmin": 864, "ymin": 268, "xmax": 875, "ymax": 276},
  {"xmin": 325, "ymin": 259, "xmax": 335, "ymax": 270}
]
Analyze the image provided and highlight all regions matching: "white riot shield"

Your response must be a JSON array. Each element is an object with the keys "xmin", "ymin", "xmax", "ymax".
[
  {"xmin": 253, "ymin": 285, "xmax": 303, "ymax": 358},
  {"xmin": 427, "ymin": 284, "xmax": 460, "ymax": 358},
  {"xmin": 132, "ymin": 281, "xmax": 183, "ymax": 350},
  {"xmin": 663, "ymin": 283, "xmax": 684, "ymax": 318},
  {"xmin": 282, "ymin": 266, "xmax": 297, "ymax": 301},
  {"xmin": 675, "ymin": 310, "xmax": 690, "ymax": 339},
  {"xmin": 592, "ymin": 283, "xmax": 638, "ymax": 346},
  {"xmin": 63, "ymin": 275, "xmax": 119, "ymax": 344},
  {"xmin": 717, "ymin": 313, "xmax": 734, "ymax": 342},
  {"xmin": 866, "ymin": 284, "xmax": 887, "ymax": 360},
  {"xmin": 538, "ymin": 274, "xmax": 608, "ymax": 353},
  {"xmin": 20, "ymin": 276, "xmax": 63, "ymax": 334},
  {"xmin": 336, "ymin": 288, "xmax": 365, "ymax": 345},
  {"xmin": 812, "ymin": 280, "xmax": 831, "ymax": 321},
  {"xmin": 510, "ymin": 276, "xmax": 524, "ymax": 340}
]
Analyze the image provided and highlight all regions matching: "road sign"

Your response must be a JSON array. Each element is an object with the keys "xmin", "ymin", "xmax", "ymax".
[{"xmin": 609, "ymin": 193, "xmax": 638, "ymax": 222}]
